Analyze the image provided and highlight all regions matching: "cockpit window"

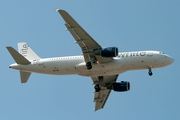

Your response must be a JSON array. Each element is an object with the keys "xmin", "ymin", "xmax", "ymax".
[{"xmin": 159, "ymin": 52, "xmax": 165, "ymax": 54}]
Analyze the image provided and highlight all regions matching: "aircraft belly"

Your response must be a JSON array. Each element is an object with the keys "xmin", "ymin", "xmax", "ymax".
[
  {"xmin": 76, "ymin": 58, "xmax": 124, "ymax": 76},
  {"xmin": 43, "ymin": 60, "xmax": 80, "ymax": 75},
  {"xmin": 22, "ymin": 59, "xmax": 81, "ymax": 75},
  {"xmin": 120, "ymin": 55, "xmax": 163, "ymax": 71}
]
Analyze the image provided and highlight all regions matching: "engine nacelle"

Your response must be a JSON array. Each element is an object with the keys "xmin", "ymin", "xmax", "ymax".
[
  {"xmin": 112, "ymin": 81, "xmax": 130, "ymax": 92},
  {"xmin": 101, "ymin": 47, "xmax": 118, "ymax": 57}
]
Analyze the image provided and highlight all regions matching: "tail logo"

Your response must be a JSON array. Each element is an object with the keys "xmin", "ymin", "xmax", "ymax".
[{"xmin": 20, "ymin": 44, "xmax": 29, "ymax": 57}]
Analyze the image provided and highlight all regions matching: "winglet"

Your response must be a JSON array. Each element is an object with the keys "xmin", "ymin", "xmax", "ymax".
[
  {"xmin": 56, "ymin": 8, "xmax": 60, "ymax": 11},
  {"xmin": 56, "ymin": 8, "xmax": 63, "ymax": 12},
  {"xmin": 94, "ymin": 108, "xmax": 99, "ymax": 112}
]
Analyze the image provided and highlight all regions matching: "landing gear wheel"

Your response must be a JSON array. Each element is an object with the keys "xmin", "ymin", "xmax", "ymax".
[
  {"xmin": 148, "ymin": 71, "xmax": 153, "ymax": 76},
  {"xmin": 87, "ymin": 66, "xmax": 92, "ymax": 70},
  {"xmin": 148, "ymin": 66, "xmax": 153, "ymax": 76},
  {"xmin": 86, "ymin": 62, "xmax": 92, "ymax": 70},
  {"xmin": 94, "ymin": 84, "xmax": 101, "ymax": 92},
  {"xmin": 94, "ymin": 76, "xmax": 103, "ymax": 92}
]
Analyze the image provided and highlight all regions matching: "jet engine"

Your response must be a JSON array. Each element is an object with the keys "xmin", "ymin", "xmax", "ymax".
[
  {"xmin": 97, "ymin": 47, "xmax": 118, "ymax": 57},
  {"xmin": 112, "ymin": 81, "xmax": 130, "ymax": 92}
]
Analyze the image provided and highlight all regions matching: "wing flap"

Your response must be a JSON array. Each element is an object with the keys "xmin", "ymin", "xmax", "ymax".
[{"xmin": 64, "ymin": 23, "xmax": 88, "ymax": 50}]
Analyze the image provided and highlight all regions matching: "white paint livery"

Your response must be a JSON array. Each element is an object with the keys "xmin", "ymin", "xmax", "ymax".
[
  {"xmin": 7, "ymin": 9, "xmax": 174, "ymax": 111},
  {"xmin": 9, "ymin": 50, "xmax": 174, "ymax": 76}
]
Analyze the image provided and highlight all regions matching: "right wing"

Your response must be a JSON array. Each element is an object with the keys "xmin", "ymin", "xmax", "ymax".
[
  {"xmin": 57, "ymin": 9, "xmax": 113, "ymax": 63},
  {"xmin": 91, "ymin": 75, "xmax": 119, "ymax": 111}
]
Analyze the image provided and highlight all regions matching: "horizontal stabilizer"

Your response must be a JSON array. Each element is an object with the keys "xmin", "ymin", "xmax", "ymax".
[
  {"xmin": 6, "ymin": 47, "xmax": 30, "ymax": 65},
  {"xmin": 20, "ymin": 71, "xmax": 31, "ymax": 83}
]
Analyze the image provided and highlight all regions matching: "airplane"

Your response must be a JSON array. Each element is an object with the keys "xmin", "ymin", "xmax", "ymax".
[{"xmin": 6, "ymin": 9, "xmax": 174, "ymax": 111}]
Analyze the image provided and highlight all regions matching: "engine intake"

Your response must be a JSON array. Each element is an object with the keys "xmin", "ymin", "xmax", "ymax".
[
  {"xmin": 112, "ymin": 81, "xmax": 130, "ymax": 92},
  {"xmin": 100, "ymin": 47, "xmax": 118, "ymax": 57}
]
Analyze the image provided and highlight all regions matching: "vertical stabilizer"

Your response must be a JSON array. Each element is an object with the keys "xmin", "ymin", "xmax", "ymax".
[
  {"xmin": 18, "ymin": 42, "xmax": 41, "ymax": 60},
  {"xmin": 20, "ymin": 71, "xmax": 31, "ymax": 83}
]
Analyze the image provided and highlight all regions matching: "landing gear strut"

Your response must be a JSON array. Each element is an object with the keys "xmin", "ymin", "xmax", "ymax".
[
  {"xmin": 148, "ymin": 66, "xmax": 153, "ymax": 76},
  {"xmin": 94, "ymin": 76, "xmax": 103, "ymax": 92}
]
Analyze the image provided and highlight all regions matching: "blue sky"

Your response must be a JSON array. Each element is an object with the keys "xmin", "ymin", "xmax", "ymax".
[{"xmin": 1, "ymin": 0, "xmax": 180, "ymax": 120}]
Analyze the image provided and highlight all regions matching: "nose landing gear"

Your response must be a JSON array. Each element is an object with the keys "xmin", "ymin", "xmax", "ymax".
[{"xmin": 148, "ymin": 66, "xmax": 153, "ymax": 76}]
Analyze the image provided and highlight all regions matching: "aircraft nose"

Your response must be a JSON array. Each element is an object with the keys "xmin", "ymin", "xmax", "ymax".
[
  {"xmin": 165, "ymin": 55, "xmax": 174, "ymax": 66},
  {"xmin": 169, "ymin": 57, "xmax": 174, "ymax": 65}
]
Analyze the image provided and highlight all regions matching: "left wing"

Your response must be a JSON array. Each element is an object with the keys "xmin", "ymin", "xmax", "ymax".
[
  {"xmin": 91, "ymin": 75, "xmax": 119, "ymax": 111},
  {"xmin": 56, "ymin": 9, "xmax": 113, "ymax": 63}
]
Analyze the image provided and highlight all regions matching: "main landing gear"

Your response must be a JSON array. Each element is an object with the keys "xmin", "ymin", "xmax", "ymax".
[
  {"xmin": 94, "ymin": 84, "xmax": 100, "ymax": 92},
  {"xmin": 86, "ymin": 59, "xmax": 97, "ymax": 70},
  {"xmin": 94, "ymin": 76, "xmax": 103, "ymax": 92},
  {"xmin": 148, "ymin": 66, "xmax": 153, "ymax": 76},
  {"xmin": 86, "ymin": 62, "xmax": 92, "ymax": 70}
]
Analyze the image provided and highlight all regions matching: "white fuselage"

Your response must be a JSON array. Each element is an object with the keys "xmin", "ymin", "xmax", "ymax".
[{"xmin": 10, "ymin": 51, "xmax": 174, "ymax": 77}]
